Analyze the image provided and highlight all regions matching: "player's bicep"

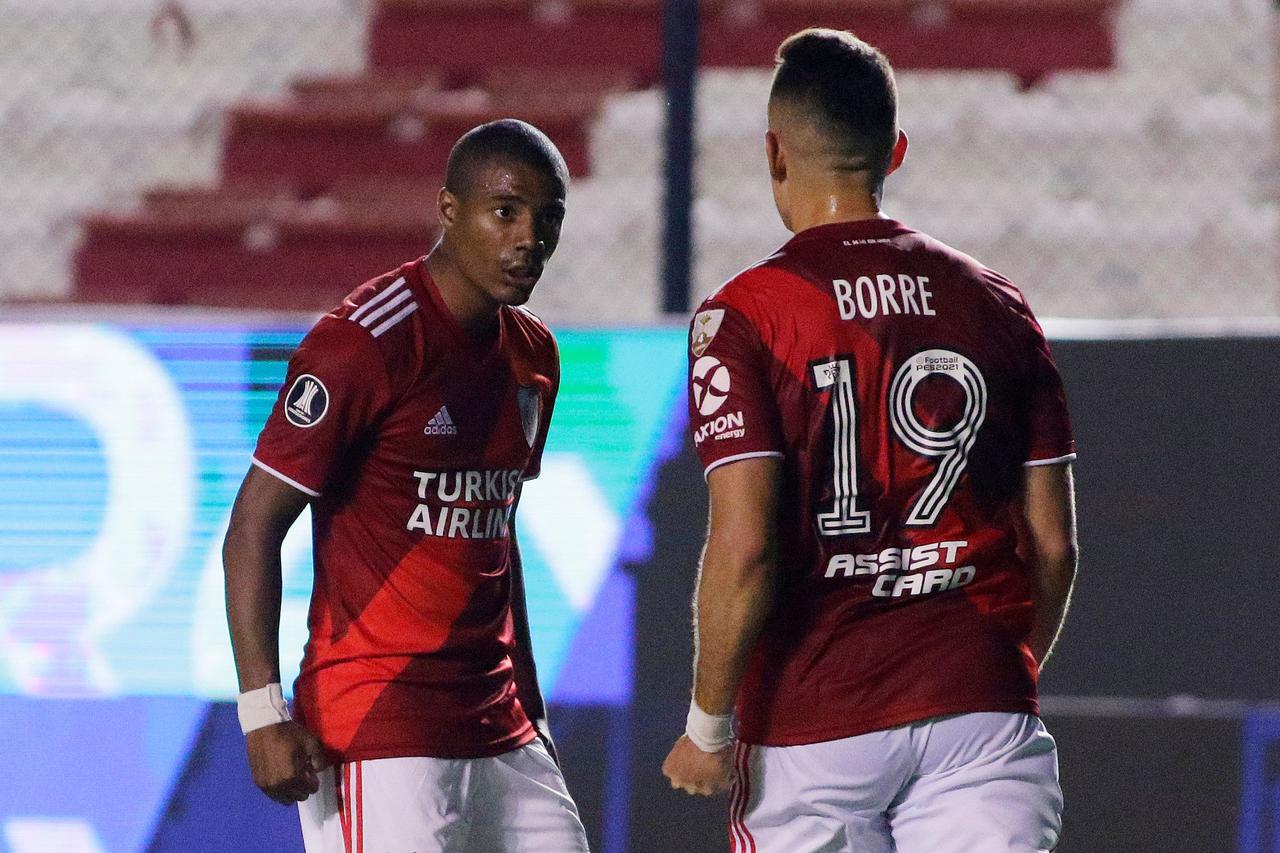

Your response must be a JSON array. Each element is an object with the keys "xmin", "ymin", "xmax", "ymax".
[
  {"xmin": 705, "ymin": 455, "xmax": 781, "ymax": 565},
  {"xmin": 227, "ymin": 464, "xmax": 311, "ymax": 549},
  {"xmin": 1021, "ymin": 461, "xmax": 1077, "ymax": 563}
]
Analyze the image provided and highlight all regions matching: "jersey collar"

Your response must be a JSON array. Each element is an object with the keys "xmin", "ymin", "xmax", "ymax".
[
  {"xmin": 412, "ymin": 259, "xmax": 506, "ymax": 363},
  {"xmin": 786, "ymin": 217, "xmax": 913, "ymax": 246}
]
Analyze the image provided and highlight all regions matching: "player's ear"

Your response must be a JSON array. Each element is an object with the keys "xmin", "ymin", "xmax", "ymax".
[
  {"xmin": 437, "ymin": 187, "xmax": 458, "ymax": 228},
  {"xmin": 886, "ymin": 129, "xmax": 908, "ymax": 177},
  {"xmin": 765, "ymin": 130, "xmax": 787, "ymax": 183}
]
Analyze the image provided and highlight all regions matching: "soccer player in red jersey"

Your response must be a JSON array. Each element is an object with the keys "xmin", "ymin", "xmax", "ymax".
[
  {"xmin": 223, "ymin": 120, "xmax": 589, "ymax": 852},
  {"xmin": 662, "ymin": 30, "xmax": 1078, "ymax": 852}
]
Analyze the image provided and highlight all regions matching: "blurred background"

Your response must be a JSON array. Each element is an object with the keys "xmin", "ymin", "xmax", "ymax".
[{"xmin": 1, "ymin": 0, "xmax": 1278, "ymax": 851}]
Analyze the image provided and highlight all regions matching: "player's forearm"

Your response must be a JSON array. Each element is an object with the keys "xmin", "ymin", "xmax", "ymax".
[
  {"xmin": 1028, "ymin": 545, "xmax": 1077, "ymax": 667},
  {"xmin": 1022, "ymin": 463, "xmax": 1078, "ymax": 669},
  {"xmin": 223, "ymin": 530, "xmax": 287, "ymax": 692},
  {"xmin": 692, "ymin": 539, "xmax": 777, "ymax": 715}
]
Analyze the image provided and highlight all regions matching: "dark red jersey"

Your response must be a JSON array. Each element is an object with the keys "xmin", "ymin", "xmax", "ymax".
[
  {"xmin": 253, "ymin": 258, "xmax": 558, "ymax": 761},
  {"xmin": 688, "ymin": 218, "xmax": 1075, "ymax": 747}
]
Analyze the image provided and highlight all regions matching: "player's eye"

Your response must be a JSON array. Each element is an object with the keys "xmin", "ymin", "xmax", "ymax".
[{"xmin": 495, "ymin": 206, "xmax": 515, "ymax": 219}]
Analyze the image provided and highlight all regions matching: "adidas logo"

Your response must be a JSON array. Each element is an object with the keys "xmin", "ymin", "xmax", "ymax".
[{"xmin": 424, "ymin": 406, "xmax": 458, "ymax": 436}]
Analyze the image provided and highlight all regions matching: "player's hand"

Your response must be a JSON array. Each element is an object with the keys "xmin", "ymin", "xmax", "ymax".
[
  {"xmin": 245, "ymin": 720, "xmax": 329, "ymax": 804},
  {"xmin": 662, "ymin": 735, "xmax": 734, "ymax": 796}
]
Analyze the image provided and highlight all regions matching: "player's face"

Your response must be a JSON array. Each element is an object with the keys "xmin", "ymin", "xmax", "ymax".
[{"xmin": 440, "ymin": 160, "xmax": 566, "ymax": 308}]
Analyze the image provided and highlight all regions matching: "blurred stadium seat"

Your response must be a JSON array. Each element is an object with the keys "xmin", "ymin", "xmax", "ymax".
[
  {"xmin": 692, "ymin": 0, "xmax": 1279, "ymax": 319},
  {"xmin": 63, "ymin": 0, "xmax": 1123, "ymax": 313},
  {"xmin": 1, "ymin": 0, "xmax": 1273, "ymax": 317},
  {"xmin": 0, "ymin": 0, "xmax": 365, "ymax": 302}
]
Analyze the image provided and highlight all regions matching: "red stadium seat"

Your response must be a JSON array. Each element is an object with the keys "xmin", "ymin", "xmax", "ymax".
[
  {"xmin": 76, "ymin": 183, "xmax": 440, "ymax": 310},
  {"xmin": 369, "ymin": 0, "xmax": 1116, "ymax": 85},
  {"xmin": 480, "ymin": 67, "xmax": 643, "ymax": 106},
  {"xmin": 221, "ymin": 91, "xmax": 597, "ymax": 189},
  {"xmin": 72, "ymin": 0, "xmax": 1117, "ymax": 307},
  {"xmin": 289, "ymin": 73, "xmax": 445, "ymax": 110},
  {"xmin": 704, "ymin": 0, "xmax": 1118, "ymax": 82},
  {"xmin": 369, "ymin": 0, "xmax": 667, "ymax": 85}
]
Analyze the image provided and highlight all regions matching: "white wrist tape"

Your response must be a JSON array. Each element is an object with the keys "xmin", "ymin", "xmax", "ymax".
[
  {"xmin": 685, "ymin": 699, "xmax": 734, "ymax": 753},
  {"xmin": 237, "ymin": 683, "xmax": 291, "ymax": 734}
]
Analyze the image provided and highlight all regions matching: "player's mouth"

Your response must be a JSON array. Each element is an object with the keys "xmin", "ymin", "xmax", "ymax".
[{"xmin": 502, "ymin": 265, "xmax": 542, "ymax": 290}]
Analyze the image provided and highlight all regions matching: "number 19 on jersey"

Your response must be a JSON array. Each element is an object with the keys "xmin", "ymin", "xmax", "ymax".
[{"xmin": 812, "ymin": 349, "xmax": 988, "ymax": 535}]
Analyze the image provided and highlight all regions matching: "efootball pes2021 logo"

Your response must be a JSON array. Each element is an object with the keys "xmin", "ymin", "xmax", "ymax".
[{"xmin": 284, "ymin": 374, "xmax": 329, "ymax": 428}]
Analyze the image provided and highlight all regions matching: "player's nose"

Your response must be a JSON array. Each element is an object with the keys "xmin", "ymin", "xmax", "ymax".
[{"xmin": 512, "ymin": 226, "xmax": 547, "ymax": 258}]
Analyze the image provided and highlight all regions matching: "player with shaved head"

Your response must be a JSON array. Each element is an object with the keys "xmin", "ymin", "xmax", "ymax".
[
  {"xmin": 224, "ymin": 119, "xmax": 589, "ymax": 852},
  {"xmin": 664, "ymin": 29, "xmax": 1078, "ymax": 852}
]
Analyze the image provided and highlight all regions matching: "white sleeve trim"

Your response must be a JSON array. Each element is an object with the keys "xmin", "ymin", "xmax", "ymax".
[
  {"xmin": 703, "ymin": 450, "xmax": 785, "ymax": 479},
  {"xmin": 1024, "ymin": 452, "xmax": 1077, "ymax": 468},
  {"xmin": 251, "ymin": 456, "xmax": 321, "ymax": 497}
]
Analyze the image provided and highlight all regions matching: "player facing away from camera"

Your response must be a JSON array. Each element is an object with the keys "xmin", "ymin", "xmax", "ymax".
[
  {"xmin": 661, "ymin": 29, "xmax": 1079, "ymax": 853},
  {"xmin": 223, "ymin": 119, "xmax": 589, "ymax": 852}
]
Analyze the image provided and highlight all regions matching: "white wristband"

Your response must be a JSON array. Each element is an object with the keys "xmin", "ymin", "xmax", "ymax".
[
  {"xmin": 237, "ymin": 683, "xmax": 292, "ymax": 734},
  {"xmin": 685, "ymin": 699, "xmax": 734, "ymax": 753}
]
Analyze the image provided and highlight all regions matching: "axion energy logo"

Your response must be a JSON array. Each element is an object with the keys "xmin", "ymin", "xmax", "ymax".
[{"xmin": 691, "ymin": 355, "xmax": 730, "ymax": 416}]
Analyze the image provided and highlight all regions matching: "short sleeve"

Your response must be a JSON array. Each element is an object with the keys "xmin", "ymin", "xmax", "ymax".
[
  {"xmin": 1020, "ymin": 316, "xmax": 1077, "ymax": 467},
  {"xmin": 252, "ymin": 318, "xmax": 392, "ymax": 496},
  {"xmin": 521, "ymin": 335, "xmax": 559, "ymax": 482},
  {"xmin": 688, "ymin": 302, "xmax": 785, "ymax": 477}
]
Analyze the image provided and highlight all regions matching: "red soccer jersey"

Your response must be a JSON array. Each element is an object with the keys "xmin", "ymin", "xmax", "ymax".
[
  {"xmin": 252, "ymin": 258, "xmax": 558, "ymax": 761},
  {"xmin": 689, "ymin": 218, "xmax": 1075, "ymax": 747}
]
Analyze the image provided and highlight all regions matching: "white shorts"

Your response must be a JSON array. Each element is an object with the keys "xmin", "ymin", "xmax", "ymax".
[
  {"xmin": 730, "ymin": 712, "xmax": 1062, "ymax": 853},
  {"xmin": 298, "ymin": 739, "xmax": 589, "ymax": 853}
]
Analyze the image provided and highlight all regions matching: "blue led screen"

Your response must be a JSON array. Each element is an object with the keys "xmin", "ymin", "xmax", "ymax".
[{"xmin": 0, "ymin": 319, "xmax": 687, "ymax": 853}]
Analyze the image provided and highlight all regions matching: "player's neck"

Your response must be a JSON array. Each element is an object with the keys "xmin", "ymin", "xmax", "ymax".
[
  {"xmin": 786, "ymin": 191, "xmax": 886, "ymax": 234},
  {"xmin": 780, "ymin": 167, "xmax": 888, "ymax": 233},
  {"xmin": 423, "ymin": 247, "xmax": 501, "ymax": 338}
]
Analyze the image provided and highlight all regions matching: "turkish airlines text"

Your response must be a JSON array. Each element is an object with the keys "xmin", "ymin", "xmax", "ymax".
[{"xmin": 405, "ymin": 469, "xmax": 524, "ymax": 539}]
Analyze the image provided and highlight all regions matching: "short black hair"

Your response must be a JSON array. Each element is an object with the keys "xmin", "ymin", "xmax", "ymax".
[
  {"xmin": 444, "ymin": 119, "xmax": 569, "ymax": 198},
  {"xmin": 770, "ymin": 29, "xmax": 898, "ymax": 186}
]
